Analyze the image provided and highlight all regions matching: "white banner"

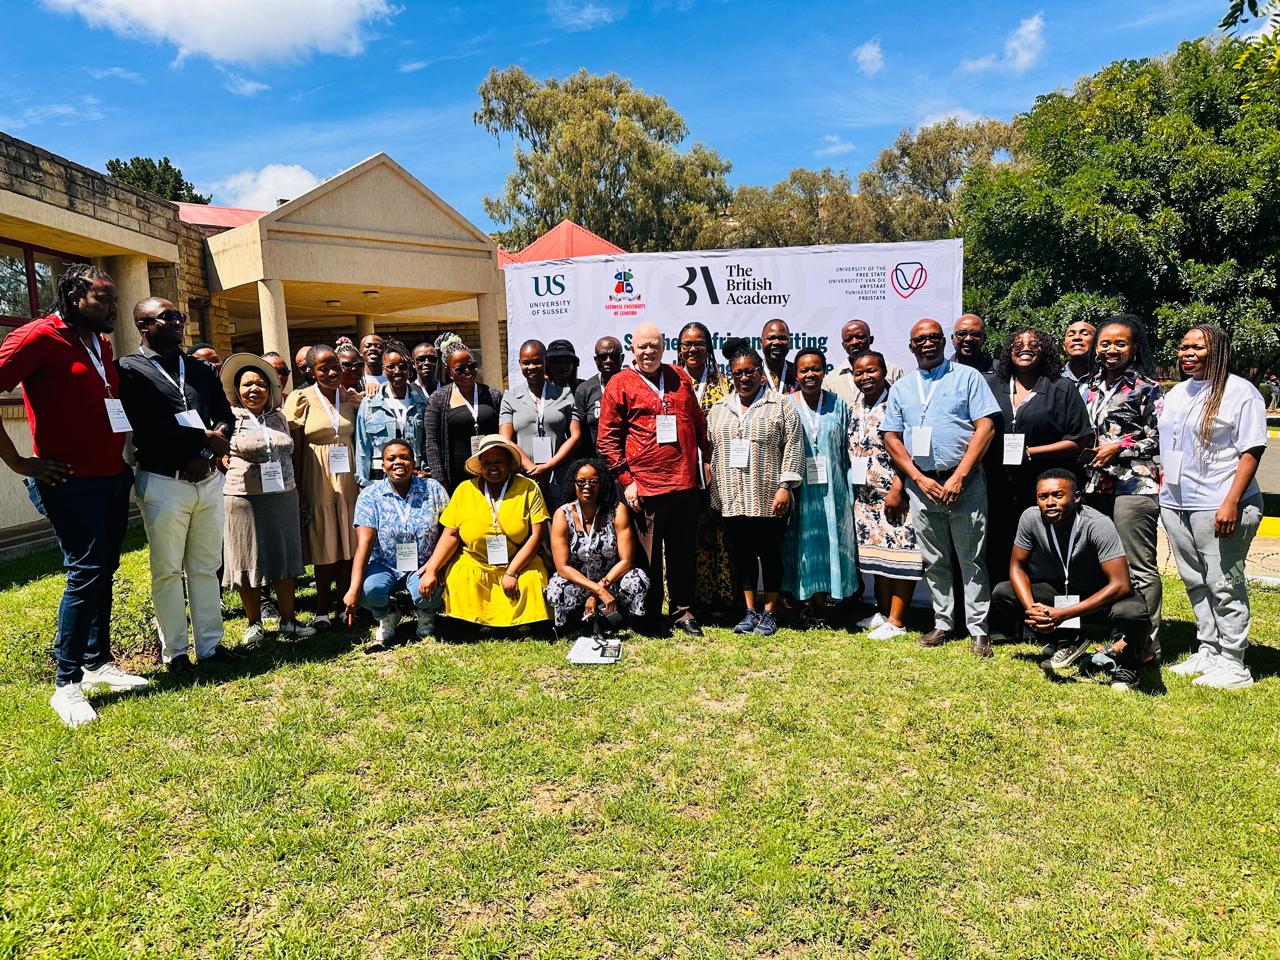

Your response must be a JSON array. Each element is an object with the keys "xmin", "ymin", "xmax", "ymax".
[{"xmin": 503, "ymin": 239, "xmax": 962, "ymax": 380}]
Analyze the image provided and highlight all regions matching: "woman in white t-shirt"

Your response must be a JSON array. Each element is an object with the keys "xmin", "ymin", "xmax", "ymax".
[{"xmin": 1158, "ymin": 325, "xmax": 1266, "ymax": 689}]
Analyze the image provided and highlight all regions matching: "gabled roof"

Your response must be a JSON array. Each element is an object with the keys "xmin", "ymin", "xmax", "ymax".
[
  {"xmin": 506, "ymin": 219, "xmax": 624, "ymax": 263},
  {"xmin": 177, "ymin": 202, "xmax": 263, "ymax": 229}
]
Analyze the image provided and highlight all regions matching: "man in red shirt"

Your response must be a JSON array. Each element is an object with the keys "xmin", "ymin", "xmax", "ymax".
[
  {"xmin": 597, "ymin": 322, "xmax": 710, "ymax": 636},
  {"xmin": 0, "ymin": 264, "xmax": 148, "ymax": 727}
]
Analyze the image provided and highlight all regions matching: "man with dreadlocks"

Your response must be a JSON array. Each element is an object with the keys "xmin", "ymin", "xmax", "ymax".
[{"xmin": 0, "ymin": 264, "xmax": 148, "ymax": 727}]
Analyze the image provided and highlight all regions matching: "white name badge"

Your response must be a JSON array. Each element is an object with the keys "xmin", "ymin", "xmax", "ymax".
[
  {"xmin": 485, "ymin": 534, "xmax": 509, "ymax": 566},
  {"xmin": 175, "ymin": 409, "xmax": 204, "ymax": 429},
  {"xmin": 656, "ymin": 414, "xmax": 678, "ymax": 444},
  {"xmin": 529, "ymin": 434, "xmax": 554, "ymax": 464},
  {"xmin": 470, "ymin": 435, "xmax": 483, "ymax": 456},
  {"xmin": 805, "ymin": 455, "xmax": 829, "ymax": 485},
  {"xmin": 848, "ymin": 456, "xmax": 869, "ymax": 485},
  {"xmin": 910, "ymin": 425, "xmax": 933, "ymax": 458},
  {"xmin": 327, "ymin": 444, "xmax": 351, "ymax": 474},
  {"xmin": 729, "ymin": 438, "xmax": 751, "ymax": 469},
  {"xmin": 1054, "ymin": 594, "xmax": 1081, "ymax": 630},
  {"xmin": 104, "ymin": 399, "xmax": 132, "ymax": 433},
  {"xmin": 395, "ymin": 539, "xmax": 418, "ymax": 573},
  {"xmin": 1003, "ymin": 433, "xmax": 1026, "ymax": 466},
  {"xmin": 1163, "ymin": 449, "xmax": 1184, "ymax": 485},
  {"xmin": 260, "ymin": 461, "xmax": 285, "ymax": 493}
]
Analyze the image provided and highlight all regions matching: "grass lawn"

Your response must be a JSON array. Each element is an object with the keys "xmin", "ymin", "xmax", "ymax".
[{"xmin": 2, "ymin": 532, "xmax": 1280, "ymax": 959}]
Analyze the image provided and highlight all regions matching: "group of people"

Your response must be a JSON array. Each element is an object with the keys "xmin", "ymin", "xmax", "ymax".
[{"xmin": 0, "ymin": 263, "xmax": 1268, "ymax": 729}]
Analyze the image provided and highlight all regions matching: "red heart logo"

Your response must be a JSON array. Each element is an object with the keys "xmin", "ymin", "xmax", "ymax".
[{"xmin": 892, "ymin": 262, "xmax": 928, "ymax": 299}]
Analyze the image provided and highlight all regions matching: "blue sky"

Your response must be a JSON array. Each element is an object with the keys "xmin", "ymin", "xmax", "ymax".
[{"xmin": 0, "ymin": 1, "xmax": 1227, "ymax": 234}]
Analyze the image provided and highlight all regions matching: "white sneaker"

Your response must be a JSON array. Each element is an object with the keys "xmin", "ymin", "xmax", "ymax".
[
  {"xmin": 856, "ymin": 612, "xmax": 887, "ymax": 630},
  {"xmin": 1193, "ymin": 662, "xmax": 1255, "ymax": 690},
  {"xmin": 378, "ymin": 611, "xmax": 401, "ymax": 644},
  {"xmin": 868, "ymin": 621, "xmax": 907, "ymax": 640},
  {"xmin": 278, "ymin": 620, "xmax": 316, "ymax": 639},
  {"xmin": 80, "ymin": 662, "xmax": 149, "ymax": 692},
  {"xmin": 415, "ymin": 610, "xmax": 436, "ymax": 639},
  {"xmin": 1168, "ymin": 649, "xmax": 1213, "ymax": 677},
  {"xmin": 50, "ymin": 683, "xmax": 98, "ymax": 728},
  {"xmin": 242, "ymin": 622, "xmax": 267, "ymax": 647}
]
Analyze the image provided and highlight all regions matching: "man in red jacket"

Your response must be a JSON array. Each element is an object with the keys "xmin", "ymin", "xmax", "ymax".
[
  {"xmin": 597, "ymin": 322, "xmax": 710, "ymax": 636},
  {"xmin": 0, "ymin": 264, "xmax": 147, "ymax": 727}
]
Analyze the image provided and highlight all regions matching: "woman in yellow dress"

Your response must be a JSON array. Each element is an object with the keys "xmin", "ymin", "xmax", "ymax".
[{"xmin": 420, "ymin": 435, "xmax": 550, "ymax": 629}]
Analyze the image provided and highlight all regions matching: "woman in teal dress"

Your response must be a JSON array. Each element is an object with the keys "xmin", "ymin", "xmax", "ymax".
[{"xmin": 783, "ymin": 348, "xmax": 858, "ymax": 623}]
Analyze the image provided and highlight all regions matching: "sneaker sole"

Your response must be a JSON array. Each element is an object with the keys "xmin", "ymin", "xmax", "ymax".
[{"xmin": 1046, "ymin": 638, "xmax": 1093, "ymax": 673}]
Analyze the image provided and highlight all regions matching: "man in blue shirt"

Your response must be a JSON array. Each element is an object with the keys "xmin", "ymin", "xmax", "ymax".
[{"xmin": 881, "ymin": 318, "xmax": 1001, "ymax": 655}]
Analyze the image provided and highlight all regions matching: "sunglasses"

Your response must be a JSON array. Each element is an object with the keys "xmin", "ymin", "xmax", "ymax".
[
  {"xmin": 451, "ymin": 361, "xmax": 479, "ymax": 374},
  {"xmin": 911, "ymin": 333, "xmax": 945, "ymax": 345},
  {"xmin": 152, "ymin": 309, "xmax": 187, "ymax": 325},
  {"xmin": 574, "ymin": 477, "xmax": 601, "ymax": 487},
  {"xmin": 338, "ymin": 360, "xmax": 362, "ymax": 370},
  {"xmin": 383, "ymin": 361, "xmax": 411, "ymax": 372},
  {"xmin": 595, "ymin": 351, "xmax": 622, "ymax": 361},
  {"xmin": 953, "ymin": 330, "xmax": 984, "ymax": 340}
]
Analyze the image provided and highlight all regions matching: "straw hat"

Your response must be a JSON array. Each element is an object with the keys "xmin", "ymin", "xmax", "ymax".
[
  {"xmin": 220, "ymin": 353, "xmax": 283, "ymax": 411},
  {"xmin": 464, "ymin": 434, "xmax": 524, "ymax": 477}
]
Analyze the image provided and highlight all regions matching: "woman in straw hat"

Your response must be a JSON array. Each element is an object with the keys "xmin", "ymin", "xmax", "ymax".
[{"xmin": 419, "ymin": 434, "xmax": 551, "ymax": 630}]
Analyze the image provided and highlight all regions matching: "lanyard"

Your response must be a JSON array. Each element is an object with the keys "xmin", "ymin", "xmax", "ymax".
[
  {"xmin": 914, "ymin": 369, "xmax": 941, "ymax": 422},
  {"xmin": 636, "ymin": 366, "xmax": 668, "ymax": 411},
  {"xmin": 767, "ymin": 364, "xmax": 787, "ymax": 392},
  {"xmin": 531, "ymin": 380, "xmax": 551, "ymax": 437},
  {"xmin": 1008, "ymin": 378, "xmax": 1037, "ymax": 427},
  {"xmin": 149, "ymin": 355, "xmax": 189, "ymax": 411},
  {"xmin": 456, "ymin": 384, "xmax": 481, "ymax": 433},
  {"xmin": 387, "ymin": 482, "xmax": 418, "ymax": 536},
  {"xmin": 483, "ymin": 478, "xmax": 510, "ymax": 532},
  {"xmin": 79, "ymin": 334, "xmax": 114, "ymax": 397},
  {"xmin": 793, "ymin": 392, "xmax": 823, "ymax": 446},
  {"xmin": 312, "ymin": 384, "xmax": 343, "ymax": 441},
  {"xmin": 574, "ymin": 501, "xmax": 602, "ymax": 554},
  {"xmin": 1088, "ymin": 375, "xmax": 1125, "ymax": 427},
  {"xmin": 693, "ymin": 367, "xmax": 708, "ymax": 404},
  {"xmin": 254, "ymin": 412, "xmax": 274, "ymax": 459},
  {"xmin": 1048, "ymin": 517, "xmax": 1079, "ymax": 593},
  {"xmin": 734, "ymin": 386, "xmax": 767, "ymax": 428},
  {"xmin": 382, "ymin": 383, "xmax": 409, "ymax": 435}
]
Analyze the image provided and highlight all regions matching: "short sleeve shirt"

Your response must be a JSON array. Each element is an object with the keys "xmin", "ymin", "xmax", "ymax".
[
  {"xmin": 880, "ymin": 360, "xmax": 1001, "ymax": 470},
  {"xmin": 499, "ymin": 380, "xmax": 575, "ymax": 457},
  {"xmin": 1158, "ymin": 375, "xmax": 1267, "ymax": 510},
  {"xmin": 1013, "ymin": 504, "xmax": 1125, "ymax": 591},
  {"xmin": 352, "ymin": 475, "xmax": 449, "ymax": 568}
]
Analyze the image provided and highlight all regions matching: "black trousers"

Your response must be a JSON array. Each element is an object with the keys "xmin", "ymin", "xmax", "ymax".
[
  {"xmin": 632, "ymin": 489, "xmax": 701, "ymax": 618},
  {"xmin": 990, "ymin": 579, "xmax": 1151, "ymax": 666},
  {"xmin": 722, "ymin": 515, "xmax": 786, "ymax": 593}
]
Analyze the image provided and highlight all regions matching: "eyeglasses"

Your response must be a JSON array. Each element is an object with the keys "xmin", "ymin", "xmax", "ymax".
[
  {"xmin": 451, "ymin": 361, "xmax": 478, "ymax": 374},
  {"xmin": 384, "ymin": 361, "xmax": 411, "ymax": 372},
  {"xmin": 152, "ymin": 310, "xmax": 187, "ymax": 325},
  {"xmin": 729, "ymin": 367, "xmax": 760, "ymax": 380},
  {"xmin": 911, "ymin": 333, "xmax": 945, "ymax": 346},
  {"xmin": 595, "ymin": 351, "xmax": 622, "ymax": 361},
  {"xmin": 574, "ymin": 477, "xmax": 601, "ymax": 487},
  {"xmin": 679, "ymin": 341, "xmax": 708, "ymax": 351}
]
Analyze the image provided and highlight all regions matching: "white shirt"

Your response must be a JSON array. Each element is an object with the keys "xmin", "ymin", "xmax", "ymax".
[{"xmin": 1158, "ymin": 374, "xmax": 1266, "ymax": 510}]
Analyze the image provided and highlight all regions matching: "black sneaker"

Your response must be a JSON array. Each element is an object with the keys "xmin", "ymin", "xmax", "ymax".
[
  {"xmin": 166, "ymin": 656, "xmax": 195, "ymax": 677},
  {"xmin": 199, "ymin": 645, "xmax": 242, "ymax": 667},
  {"xmin": 1111, "ymin": 667, "xmax": 1139, "ymax": 692}
]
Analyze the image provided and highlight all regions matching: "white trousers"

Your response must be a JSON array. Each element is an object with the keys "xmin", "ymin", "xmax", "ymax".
[{"xmin": 136, "ymin": 470, "xmax": 226, "ymax": 661}]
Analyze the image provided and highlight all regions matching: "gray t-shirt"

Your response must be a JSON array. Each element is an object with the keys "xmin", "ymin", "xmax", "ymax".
[{"xmin": 1014, "ymin": 503, "xmax": 1125, "ymax": 591}]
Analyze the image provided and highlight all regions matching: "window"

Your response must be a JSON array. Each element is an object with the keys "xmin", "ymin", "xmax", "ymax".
[
  {"xmin": 0, "ymin": 243, "xmax": 33, "ymax": 321},
  {"xmin": 0, "ymin": 235, "xmax": 85, "ymax": 330}
]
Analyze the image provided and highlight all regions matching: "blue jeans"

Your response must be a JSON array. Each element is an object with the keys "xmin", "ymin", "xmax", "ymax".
[
  {"xmin": 359, "ymin": 559, "xmax": 442, "ymax": 618},
  {"xmin": 38, "ymin": 468, "xmax": 134, "ymax": 686}
]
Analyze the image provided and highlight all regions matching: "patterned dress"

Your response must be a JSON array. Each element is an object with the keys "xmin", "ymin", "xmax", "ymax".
[
  {"xmin": 849, "ymin": 389, "xmax": 924, "ymax": 580},
  {"xmin": 689, "ymin": 368, "xmax": 737, "ymax": 611},
  {"xmin": 545, "ymin": 502, "xmax": 650, "ymax": 628},
  {"xmin": 783, "ymin": 390, "xmax": 859, "ymax": 600}
]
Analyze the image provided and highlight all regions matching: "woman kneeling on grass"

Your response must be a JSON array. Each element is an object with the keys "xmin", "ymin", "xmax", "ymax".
[
  {"xmin": 419, "ymin": 435, "xmax": 551, "ymax": 633},
  {"xmin": 343, "ymin": 439, "xmax": 450, "ymax": 651},
  {"xmin": 546, "ymin": 458, "xmax": 649, "ymax": 635}
]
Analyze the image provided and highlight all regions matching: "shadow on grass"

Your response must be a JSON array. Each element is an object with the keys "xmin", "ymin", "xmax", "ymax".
[{"xmin": 0, "ymin": 528, "xmax": 149, "ymax": 593}]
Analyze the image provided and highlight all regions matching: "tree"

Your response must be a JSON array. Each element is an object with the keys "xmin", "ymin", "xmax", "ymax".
[
  {"xmin": 696, "ymin": 168, "xmax": 876, "ymax": 249},
  {"xmin": 959, "ymin": 39, "xmax": 1280, "ymax": 370},
  {"xmin": 857, "ymin": 118, "xmax": 1014, "ymax": 241},
  {"xmin": 475, "ymin": 67, "xmax": 731, "ymax": 252},
  {"xmin": 1220, "ymin": 1, "xmax": 1280, "ymax": 101},
  {"xmin": 104, "ymin": 156, "xmax": 210, "ymax": 203}
]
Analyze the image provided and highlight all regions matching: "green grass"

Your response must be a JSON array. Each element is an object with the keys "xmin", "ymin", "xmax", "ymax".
[{"xmin": 2, "ymin": 536, "xmax": 1280, "ymax": 958}]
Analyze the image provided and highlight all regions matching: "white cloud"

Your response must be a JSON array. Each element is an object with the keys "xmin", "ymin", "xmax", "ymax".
[
  {"xmin": 852, "ymin": 38, "xmax": 884, "ymax": 76},
  {"xmin": 815, "ymin": 134, "xmax": 855, "ymax": 157},
  {"xmin": 918, "ymin": 107, "xmax": 990, "ymax": 127},
  {"xmin": 40, "ymin": 0, "xmax": 397, "ymax": 64},
  {"xmin": 0, "ymin": 96, "xmax": 105, "ymax": 130},
  {"xmin": 218, "ymin": 67, "xmax": 269, "ymax": 96},
  {"xmin": 211, "ymin": 163, "xmax": 322, "ymax": 210},
  {"xmin": 547, "ymin": 0, "xmax": 627, "ymax": 31},
  {"xmin": 960, "ymin": 12, "xmax": 1045, "ymax": 74},
  {"xmin": 87, "ymin": 65, "xmax": 145, "ymax": 82}
]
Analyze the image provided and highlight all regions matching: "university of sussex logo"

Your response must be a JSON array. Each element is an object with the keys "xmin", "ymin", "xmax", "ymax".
[{"xmin": 891, "ymin": 262, "xmax": 928, "ymax": 299}]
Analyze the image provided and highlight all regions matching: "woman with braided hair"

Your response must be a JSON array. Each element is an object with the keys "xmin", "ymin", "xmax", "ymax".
[
  {"xmin": 422, "ymin": 333, "xmax": 503, "ymax": 491},
  {"xmin": 1159, "ymin": 325, "xmax": 1267, "ymax": 689}
]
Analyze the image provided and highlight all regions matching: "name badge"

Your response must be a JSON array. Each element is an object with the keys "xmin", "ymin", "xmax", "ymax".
[
  {"xmin": 395, "ymin": 539, "xmax": 418, "ymax": 573},
  {"xmin": 1054, "ymin": 594, "xmax": 1081, "ymax": 630},
  {"xmin": 1163, "ymin": 449, "xmax": 1183, "ymax": 485},
  {"xmin": 910, "ymin": 425, "xmax": 933, "ymax": 458},
  {"xmin": 656, "ymin": 414, "xmax": 678, "ymax": 444},
  {"xmin": 1003, "ymin": 433, "xmax": 1026, "ymax": 466},
  {"xmin": 729, "ymin": 438, "xmax": 750, "ymax": 469},
  {"xmin": 104, "ymin": 399, "xmax": 132, "ymax": 433},
  {"xmin": 848, "ymin": 456, "xmax": 869, "ymax": 485},
  {"xmin": 470, "ymin": 435, "xmax": 484, "ymax": 456},
  {"xmin": 485, "ymin": 534, "xmax": 509, "ymax": 566},
  {"xmin": 327, "ymin": 444, "xmax": 351, "ymax": 474},
  {"xmin": 260, "ymin": 461, "xmax": 285, "ymax": 492},
  {"xmin": 175, "ymin": 409, "xmax": 204, "ymax": 429},
  {"xmin": 805, "ymin": 455, "xmax": 829, "ymax": 485},
  {"xmin": 529, "ymin": 434, "xmax": 554, "ymax": 464}
]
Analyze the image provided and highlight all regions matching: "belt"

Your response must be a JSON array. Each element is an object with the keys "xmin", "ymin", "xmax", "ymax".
[
  {"xmin": 918, "ymin": 468, "xmax": 958, "ymax": 482},
  {"xmin": 143, "ymin": 466, "xmax": 215, "ymax": 483}
]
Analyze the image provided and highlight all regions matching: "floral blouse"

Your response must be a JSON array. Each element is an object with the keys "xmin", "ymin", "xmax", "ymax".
[
  {"xmin": 848, "ymin": 390, "xmax": 896, "ymax": 503},
  {"xmin": 1082, "ymin": 368, "xmax": 1163, "ymax": 496}
]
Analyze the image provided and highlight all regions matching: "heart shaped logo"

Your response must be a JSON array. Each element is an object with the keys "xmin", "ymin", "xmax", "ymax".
[{"xmin": 891, "ymin": 262, "xmax": 928, "ymax": 299}]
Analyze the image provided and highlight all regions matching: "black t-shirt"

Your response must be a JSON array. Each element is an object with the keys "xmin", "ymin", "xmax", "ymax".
[{"xmin": 573, "ymin": 374, "xmax": 603, "ymax": 458}]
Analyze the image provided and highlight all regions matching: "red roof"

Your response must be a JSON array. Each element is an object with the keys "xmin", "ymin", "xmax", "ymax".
[
  {"xmin": 176, "ymin": 202, "xmax": 264, "ymax": 229},
  {"xmin": 505, "ymin": 219, "xmax": 624, "ymax": 263}
]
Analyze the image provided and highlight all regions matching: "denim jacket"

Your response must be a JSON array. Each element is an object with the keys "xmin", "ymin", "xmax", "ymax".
[{"xmin": 354, "ymin": 382, "xmax": 429, "ymax": 486}]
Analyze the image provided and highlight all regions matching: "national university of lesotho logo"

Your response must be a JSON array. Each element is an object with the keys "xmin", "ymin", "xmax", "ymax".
[
  {"xmin": 609, "ymin": 267, "xmax": 641, "ymax": 303},
  {"xmin": 891, "ymin": 261, "xmax": 928, "ymax": 299}
]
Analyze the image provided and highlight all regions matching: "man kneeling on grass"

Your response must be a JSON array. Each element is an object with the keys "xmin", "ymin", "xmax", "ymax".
[{"xmin": 990, "ymin": 468, "xmax": 1150, "ymax": 692}]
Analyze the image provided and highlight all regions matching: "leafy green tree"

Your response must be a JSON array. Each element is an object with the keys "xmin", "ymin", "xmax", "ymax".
[
  {"xmin": 475, "ymin": 67, "xmax": 731, "ymax": 252},
  {"xmin": 1220, "ymin": 1, "xmax": 1280, "ymax": 101},
  {"xmin": 105, "ymin": 156, "xmax": 210, "ymax": 203},
  {"xmin": 698, "ymin": 168, "xmax": 876, "ymax": 249},
  {"xmin": 960, "ymin": 39, "xmax": 1280, "ymax": 370}
]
